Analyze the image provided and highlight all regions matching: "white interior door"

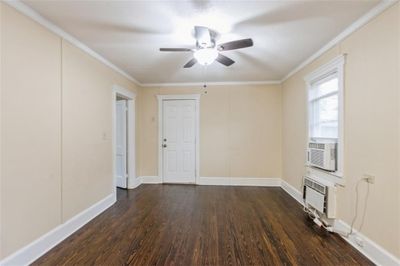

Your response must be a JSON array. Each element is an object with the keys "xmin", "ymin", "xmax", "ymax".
[
  {"xmin": 116, "ymin": 100, "xmax": 127, "ymax": 188},
  {"xmin": 162, "ymin": 100, "xmax": 196, "ymax": 183}
]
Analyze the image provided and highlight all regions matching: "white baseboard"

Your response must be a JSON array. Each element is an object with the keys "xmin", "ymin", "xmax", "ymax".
[
  {"xmin": 0, "ymin": 193, "xmax": 116, "ymax": 266},
  {"xmin": 281, "ymin": 180, "xmax": 304, "ymax": 205},
  {"xmin": 3, "ymin": 177, "xmax": 398, "ymax": 266},
  {"xmin": 197, "ymin": 176, "xmax": 281, "ymax": 187},
  {"xmin": 334, "ymin": 220, "xmax": 400, "ymax": 266},
  {"xmin": 281, "ymin": 179, "xmax": 400, "ymax": 266},
  {"xmin": 140, "ymin": 176, "xmax": 281, "ymax": 187},
  {"xmin": 140, "ymin": 176, "xmax": 162, "ymax": 184}
]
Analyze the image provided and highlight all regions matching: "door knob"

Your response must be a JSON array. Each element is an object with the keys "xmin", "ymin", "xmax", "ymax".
[
  {"xmin": 163, "ymin": 144, "xmax": 167, "ymax": 148},
  {"xmin": 164, "ymin": 138, "xmax": 167, "ymax": 142}
]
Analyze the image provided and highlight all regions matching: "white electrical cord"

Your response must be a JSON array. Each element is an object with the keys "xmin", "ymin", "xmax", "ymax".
[
  {"xmin": 304, "ymin": 205, "xmax": 334, "ymax": 231},
  {"xmin": 345, "ymin": 178, "xmax": 370, "ymax": 237},
  {"xmin": 302, "ymin": 177, "xmax": 370, "ymax": 237}
]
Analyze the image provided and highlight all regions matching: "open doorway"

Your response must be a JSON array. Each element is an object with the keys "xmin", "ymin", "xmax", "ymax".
[
  {"xmin": 113, "ymin": 85, "xmax": 137, "ymax": 193},
  {"xmin": 115, "ymin": 96, "xmax": 128, "ymax": 188}
]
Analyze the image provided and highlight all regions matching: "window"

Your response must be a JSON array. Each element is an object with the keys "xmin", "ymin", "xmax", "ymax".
[
  {"xmin": 305, "ymin": 55, "xmax": 345, "ymax": 180},
  {"xmin": 309, "ymin": 74, "xmax": 339, "ymax": 140}
]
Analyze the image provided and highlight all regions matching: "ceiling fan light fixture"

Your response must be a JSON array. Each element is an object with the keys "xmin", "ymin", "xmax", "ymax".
[
  {"xmin": 160, "ymin": 26, "xmax": 253, "ymax": 68},
  {"xmin": 193, "ymin": 48, "xmax": 218, "ymax": 65}
]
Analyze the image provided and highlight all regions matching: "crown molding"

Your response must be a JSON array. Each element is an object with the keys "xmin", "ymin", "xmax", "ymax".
[
  {"xmin": 5, "ymin": 0, "xmax": 397, "ymax": 88},
  {"xmin": 140, "ymin": 80, "xmax": 281, "ymax": 88},
  {"xmin": 280, "ymin": 0, "xmax": 398, "ymax": 83},
  {"xmin": 4, "ymin": 0, "xmax": 280, "ymax": 88},
  {"xmin": 4, "ymin": 0, "xmax": 141, "ymax": 86}
]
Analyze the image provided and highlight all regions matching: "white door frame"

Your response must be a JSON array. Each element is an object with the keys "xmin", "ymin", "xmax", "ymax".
[
  {"xmin": 112, "ymin": 85, "xmax": 137, "ymax": 197},
  {"xmin": 157, "ymin": 94, "xmax": 200, "ymax": 184}
]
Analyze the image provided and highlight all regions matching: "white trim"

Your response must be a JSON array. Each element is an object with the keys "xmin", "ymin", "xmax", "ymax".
[
  {"xmin": 4, "ymin": 0, "xmax": 280, "ymax": 87},
  {"xmin": 304, "ymin": 55, "xmax": 345, "ymax": 83},
  {"xmin": 141, "ymin": 80, "xmax": 281, "ymax": 87},
  {"xmin": 126, "ymin": 98, "xmax": 136, "ymax": 189},
  {"xmin": 281, "ymin": 180, "xmax": 304, "ymax": 205},
  {"xmin": 5, "ymin": 0, "xmax": 397, "ymax": 87},
  {"xmin": 128, "ymin": 175, "xmax": 141, "ymax": 189},
  {"xmin": 304, "ymin": 54, "xmax": 345, "ymax": 185},
  {"xmin": 4, "ymin": 0, "xmax": 140, "ymax": 86},
  {"xmin": 157, "ymin": 94, "xmax": 201, "ymax": 184},
  {"xmin": 305, "ymin": 166, "xmax": 345, "ymax": 186},
  {"xmin": 197, "ymin": 177, "xmax": 281, "ymax": 187},
  {"xmin": 112, "ymin": 85, "xmax": 137, "ymax": 191},
  {"xmin": 281, "ymin": 179, "xmax": 400, "ymax": 266},
  {"xmin": 281, "ymin": 0, "xmax": 397, "ymax": 82},
  {"xmin": 113, "ymin": 84, "xmax": 136, "ymax": 100},
  {"xmin": 3, "ymin": 179, "xmax": 398, "ymax": 265},
  {"xmin": 334, "ymin": 220, "xmax": 400, "ymax": 266},
  {"xmin": 140, "ymin": 176, "xmax": 163, "ymax": 184},
  {"xmin": 157, "ymin": 97, "xmax": 163, "ymax": 183},
  {"xmin": 157, "ymin": 94, "xmax": 201, "ymax": 100},
  {"xmin": 0, "ymin": 194, "xmax": 115, "ymax": 266},
  {"xmin": 139, "ymin": 176, "xmax": 281, "ymax": 187}
]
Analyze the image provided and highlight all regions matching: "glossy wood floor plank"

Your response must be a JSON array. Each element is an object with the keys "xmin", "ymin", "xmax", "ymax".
[{"xmin": 33, "ymin": 185, "xmax": 373, "ymax": 266}]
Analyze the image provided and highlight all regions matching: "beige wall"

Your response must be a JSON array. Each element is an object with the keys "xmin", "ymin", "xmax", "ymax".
[
  {"xmin": 61, "ymin": 40, "xmax": 139, "ymax": 220},
  {"xmin": 1, "ymin": 0, "xmax": 399, "ymax": 261},
  {"xmin": 138, "ymin": 85, "xmax": 282, "ymax": 178},
  {"xmin": 1, "ymin": 4, "xmax": 62, "ymax": 257},
  {"xmin": 282, "ymin": 3, "xmax": 400, "ymax": 257},
  {"xmin": 0, "ymin": 3, "xmax": 138, "ymax": 258}
]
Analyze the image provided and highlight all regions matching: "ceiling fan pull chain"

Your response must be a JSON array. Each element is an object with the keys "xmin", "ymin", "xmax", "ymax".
[{"xmin": 202, "ymin": 65, "xmax": 208, "ymax": 93}]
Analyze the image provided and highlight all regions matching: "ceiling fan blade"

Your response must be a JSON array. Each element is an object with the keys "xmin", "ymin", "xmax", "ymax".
[
  {"xmin": 160, "ymin": 48, "xmax": 192, "ymax": 52},
  {"xmin": 216, "ymin": 54, "xmax": 235, "ymax": 66},
  {"xmin": 217, "ymin": 38, "xmax": 253, "ymax": 51},
  {"xmin": 194, "ymin": 26, "xmax": 211, "ymax": 48},
  {"xmin": 183, "ymin": 58, "xmax": 197, "ymax": 68}
]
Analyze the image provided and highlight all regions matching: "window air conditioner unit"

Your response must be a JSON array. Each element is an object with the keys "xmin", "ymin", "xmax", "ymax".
[
  {"xmin": 307, "ymin": 142, "xmax": 337, "ymax": 172},
  {"xmin": 303, "ymin": 176, "xmax": 336, "ymax": 218}
]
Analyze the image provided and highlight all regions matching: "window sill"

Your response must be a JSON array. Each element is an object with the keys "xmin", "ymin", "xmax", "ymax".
[{"xmin": 305, "ymin": 165, "xmax": 345, "ymax": 187}]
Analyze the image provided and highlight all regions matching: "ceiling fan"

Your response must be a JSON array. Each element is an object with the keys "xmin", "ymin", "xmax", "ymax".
[{"xmin": 159, "ymin": 26, "xmax": 253, "ymax": 68}]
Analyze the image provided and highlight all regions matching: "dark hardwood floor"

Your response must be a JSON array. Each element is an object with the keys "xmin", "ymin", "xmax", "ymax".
[{"xmin": 33, "ymin": 185, "xmax": 373, "ymax": 265}]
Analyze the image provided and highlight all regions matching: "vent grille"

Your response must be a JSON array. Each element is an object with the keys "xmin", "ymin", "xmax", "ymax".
[
  {"xmin": 303, "ymin": 176, "xmax": 336, "ymax": 218},
  {"xmin": 307, "ymin": 141, "xmax": 337, "ymax": 171},
  {"xmin": 314, "ymin": 183, "xmax": 326, "ymax": 194},
  {"xmin": 304, "ymin": 177, "xmax": 326, "ymax": 194},
  {"xmin": 310, "ymin": 149, "xmax": 324, "ymax": 168},
  {"xmin": 309, "ymin": 142, "xmax": 325, "ymax": 149},
  {"xmin": 304, "ymin": 178, "xmax": 313, "ymax": 188}
]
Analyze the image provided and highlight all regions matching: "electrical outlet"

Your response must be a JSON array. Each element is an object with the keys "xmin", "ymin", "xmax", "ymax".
[{"xmin": 364, "ymin": 174, "xmax": 375, "ymax": 184}]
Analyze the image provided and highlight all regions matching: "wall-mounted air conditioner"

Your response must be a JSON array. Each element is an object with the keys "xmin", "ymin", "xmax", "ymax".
[
  {"xmin": 307, "ymin": 142, "xmax": 337, "ymax": 172},
  {"xmin": 303, "ymin": 176, "xmax": 336, "ymax": 218}
]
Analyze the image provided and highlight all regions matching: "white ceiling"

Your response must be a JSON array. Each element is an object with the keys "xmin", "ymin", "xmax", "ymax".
[{"xmin": 23, "ymin": 0, "xmax": 380, "ymax": 85}]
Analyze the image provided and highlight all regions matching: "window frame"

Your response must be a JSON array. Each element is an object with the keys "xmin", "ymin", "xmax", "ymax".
[{"xmin": 304, "ymin": 55, "xmax": 345, "ymax": 183}]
